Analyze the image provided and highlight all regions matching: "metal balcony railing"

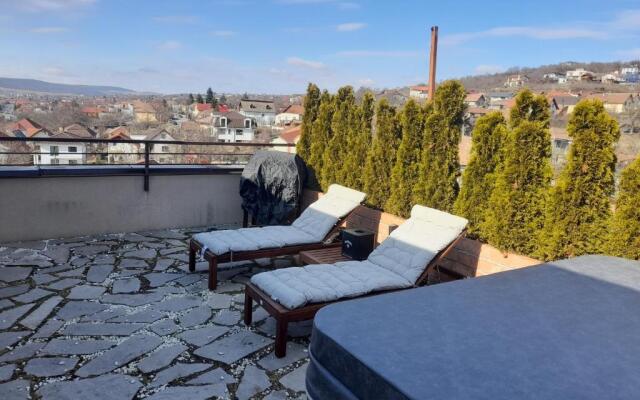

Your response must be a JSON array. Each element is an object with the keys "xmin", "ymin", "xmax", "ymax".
[{"xmin": 0, "ymin": 136, "xmax": 296, "ymax": 191}]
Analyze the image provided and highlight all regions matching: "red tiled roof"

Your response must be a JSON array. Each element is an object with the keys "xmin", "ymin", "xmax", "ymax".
[
  {"xmin": 81, "ymin": 107, "xmax": 101, "ymax": 114},
  {"xmin": 584, "ymin": 93, "xmax": 634, "ymax": 105},
  {"xmin": 280, "ymin": 105, "xmax": 304, "ymax": 115},
  {"xmin": 467, "ymin": 107, "xmax": 492, "ymax": 115},
  {"xmin": 195, "ymin": 103, "xmax": 213, "ymax": 112},
  {"xmin": 410, "ymin": 85, "xmax": 429, "ymax": 92},
  {"xmin": 278, "ymin": 126, "xmax": 301, "ymax": 144},
  {"xmin": 132, "ymin": 100, "xmax": 157, "ymax": 114},
  {"xmin": 217, "ymin": 104, "xmax": 229, "ymax": 113},
  {"xmin": 9, "ymin": 118, "xmax": 45, "ymax": 137},
  {"xmin": 465, "ymin": 93, "xmax": 484, "ymax": 102}
]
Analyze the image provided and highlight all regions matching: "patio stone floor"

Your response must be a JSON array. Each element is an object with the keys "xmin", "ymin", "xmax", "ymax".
[{"xmin": 0, "ymin": 229, "xmax": 310, "ymax": 400}]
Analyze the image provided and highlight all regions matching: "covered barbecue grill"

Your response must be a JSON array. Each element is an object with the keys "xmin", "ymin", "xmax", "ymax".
[{"xmin": 239, "ymin": 150, "xmax": 307, "ymax": 226}]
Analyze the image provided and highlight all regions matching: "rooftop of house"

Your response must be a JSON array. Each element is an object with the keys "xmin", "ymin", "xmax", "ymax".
[
  {"xmin": 0, "ymin": 229, "xmax": 308, "ymax": 398},
  {"xmin": 132, "ymin": 101, "xmax": 157, "ymax": 114},
  {"xmin": 465, "ymin": 93, "xmax": 485, "ymax": 102},
  {"xmin": 278, "ymin": 125, "xmax": 302, "ymax": 144},
  {"xmin": 240, "ymin": 100, "xmax": 276, "ymax": 113},
  {"xmin": 279, "ymin": 105, "xmax": 304, "ymax": 115},
  {"xmin": 213, "ymin": 111, "xmax": 256, "ymax": 129}
]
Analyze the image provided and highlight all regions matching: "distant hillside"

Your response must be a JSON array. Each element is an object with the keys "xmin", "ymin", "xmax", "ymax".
[
  {"xmin": 0, "ymin": 77, "xmax": 136, "ymax": 96},
  {"xmin": 458, "ymin": 60, "xmax": 640, "ymax": 92}
]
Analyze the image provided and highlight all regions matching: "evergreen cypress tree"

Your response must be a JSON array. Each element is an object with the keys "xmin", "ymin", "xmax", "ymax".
[
  {"xmin": 453, "ymin": 112, "xmax": 508, "ymax": 236},
  {"xmin": 342, "ymin": 91, "xmax": 375, "ymax": 190},
  {"xmin": 196, "ymin": 94, "xmax": 204, "ymax": 104},
  {"xmin": 539, "ymin": 100, "xmax": 620, "ymax": 260},
  {"xmin": 482, "ymin": 90, "xmax": 552, "ymax": 256},
  {"xmin": 321, "ymin": 86, "xmax": 355, "ymax": 190},
  {"xmin": 363, "ymin": 99, "xmax": 401, "ymax": 209},
  {"xmin": 607, "ymin": 156, "xmax": 640, "ymax": 259},
  {"xmin": 220, "ymin": 94, "xmax": 227, "ymax": 104},
  {"xmin": 412, "ymin": 80, "xmax": 466, "ymax": 211},
  {"xmin": 296, "ymin": 83, "xmax": 321, "ymax": 163},
  {"xmin": 385, "ymin": 99, "xmax": 426, "ymax": 217},
  {"xmin": 509, "ymin": 88, "xmax": 550, "ymax": 129},
  {"xmin": 188, "ymin": 93, "xmax": 195, "ymax": 104},
  {"xmin": 308, "ymin": 90, "xmax": 334, "ymax": 190},
  {"xmin": 206, "ymin": 88, "xmax": 214, "ymax": 104}
]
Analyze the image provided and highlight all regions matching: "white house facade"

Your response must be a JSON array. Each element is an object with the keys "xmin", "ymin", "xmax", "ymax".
[{"xmin": 212, "ymin": 111, "xmax": 256, "ymax": 143}]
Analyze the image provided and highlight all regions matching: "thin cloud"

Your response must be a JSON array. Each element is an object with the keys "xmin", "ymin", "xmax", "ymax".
[
  {"xmin": 30, "ymin": 27, "xmax": 69, "ymax": 33},
  {"xmin": 442, "ymin": 26, "xmax": 606, "ymax": 46},
  {"xmin": 474, "ymin": 64, "xmax": 506, "ymax": 75},
  {"xmin": 616, "ymin": 48, "xmax": 640, "ymax": 60},
  {"xmin": 157, "ymin": 40, "xmax": 182, "ymax": 50},
  {"xmin": 211, "ymin": 30, "xmax": 237, "ymax": 37},
  {"xmin": 286, "ymin": 57, "xmax": 326, "ymax": 69},
  {"xmin": 336, "ymin": 50, "xmax": 422, "ymax": 57},
  {"xmin": 152, "ymin": 16, "xmax": 199, "ymax": 24},
  {"xmin": 16, "ymin": 0, "xmax": 96, "ymax": 12},
  {"xmin": 337, "ymin": 22, "xmax": 366, "ymax": 32}
]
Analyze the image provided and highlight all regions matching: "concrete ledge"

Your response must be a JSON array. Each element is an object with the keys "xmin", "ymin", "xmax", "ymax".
[{"xmin": 0, "ymin": 173, "xmax": 245, "ymax": 242}]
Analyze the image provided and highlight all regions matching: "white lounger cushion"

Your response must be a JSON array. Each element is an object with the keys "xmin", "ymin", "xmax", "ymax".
[
  {"xmin": 193, "ymin": 184, "xmax": 365, "ymax": 255},
  {"xmin": 251, "ymin": 205, "xmax": 468, "ymax": 309},
  {"xmin": 367, "ymin": 205, "xmax": 468, "ymax": 283},
  {"xmin": 250, "ymin": 260, "xmax": 413, "ymax": 309}
]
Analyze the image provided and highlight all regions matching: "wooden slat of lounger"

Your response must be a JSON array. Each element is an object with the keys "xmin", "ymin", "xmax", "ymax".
[{"xmin": 299, "ymin": 244, "xmax": 347, "ymax": 265}]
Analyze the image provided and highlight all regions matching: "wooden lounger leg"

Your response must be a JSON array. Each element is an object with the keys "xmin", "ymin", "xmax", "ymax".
[
  {"xmin": 188, "ymin": 241, "xmax": 196, "ymax": 272},
  {"xmin": 275, "ymin": 318, "xmax": 289, "ymax": 358},
  {"xmin": 243, "ymin": 290, "xmax": 253, "ymax": 326},
  {"xmin": 208, "ymin": 256, "xmax": 218, "ymax": 290}
]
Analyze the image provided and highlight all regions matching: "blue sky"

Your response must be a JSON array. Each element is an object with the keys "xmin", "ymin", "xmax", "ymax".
[{"xmin": 0, "ymin": 0, "xmax": 639, "ymax": 94}]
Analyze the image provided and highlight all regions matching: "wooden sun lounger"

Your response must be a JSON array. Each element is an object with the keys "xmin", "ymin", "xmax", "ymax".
[
  {"xmin": 188, "ymin": 216, "xmax": 350, "ymax": 290},
  {"xmin": 243, "ymin": 229, "xmax": 467, "ymax": 357}
]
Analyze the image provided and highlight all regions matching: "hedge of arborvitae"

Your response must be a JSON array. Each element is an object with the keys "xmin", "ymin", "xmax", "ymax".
[{"xmin": 294, "ymin": 83, "xmax": 639, "ymax": 260}]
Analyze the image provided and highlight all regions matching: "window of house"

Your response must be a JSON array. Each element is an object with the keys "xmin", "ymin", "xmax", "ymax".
[
  {"xmin": 50, "ymin": 146, "xmax": 59, "ymax": 155},
  {"xmin": 51, "ymin": 158, "xmax": 60, "ymax": 165},
  {"xmin": 236, "ymin": 129, "xmax": 243, "ymax": 135},
  {"xmin": 220, "ymin": 117, "xmax": 227, "ymax": 127},
  {"xmin": 161, "ymin": 145, "xmax": 170, "ymax": 152},
  {"xmin": 160, "ymin": 133, "xmax": 166, "ymax": 139},
  {"xmin": 244, "ymin": 119, "xmax": 251, "ymax": 128},
  {"xmin": 68, "ymin": 160, "xmax": 78, "ymax": 165},
  {"xmin": 68, "ymin": 146, "xmax": 77, "ymax": 153}
]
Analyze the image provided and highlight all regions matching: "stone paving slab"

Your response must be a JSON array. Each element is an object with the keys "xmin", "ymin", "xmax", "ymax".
[
  {"xmin": 25, "ymin": 357, "xmax": 79, "ymax": 377},
  {"xmin": 12, "ymin": 288, "xmax": 54, "ymax": 303},
  {"xmin": 86, "ymin": 264, "xmax": 113, "ymax": 283},
  {"xmin": 236, "ymin": 365, "xmax": 271, "ymax": 400},
  {"xmin": 67, "ymin": 285, "xmax": 106, "ymax": 300},
  {"xmin": 20, "ymin": 295, "xmax": 63, "ymax": 330},
  {"xmin": 178, "ymin": 305, "xmax": 211, "ymax": 328},
  {"xmin": 178, "ymin": 325, "xmax": 229, "ymax": 347},
  {"xmin": 149, "ymin": 362, "xmax": 210, "ymax": 387},
  {"xmin": 46, "ymin": 278, "xmax": 82, "ymax": 291},
  {"xmin": 0, "ymin": 284, "xmax": 30, "ymax": 299},
  {"xmin": 144, "ymin": 383, "xmax": 227, "ymax": 400},
  {"xmin": 280, "ymin": 362, "xmax": 309, "ymax": 392},
  {"xmin": 0, "ymin": 304, "xmax": 34, "ymax": 329},
  {"xmin": 186, "ymin": 367, "xmax": 235, "ymax": 385},
  {"xmin": 0, "ymin": 364, "xmax": 15, "ymax": 381},
  {"xmin": 0, "ymin": 299, "xmax": 15, "ymax": 310},
  {"xmin": 37, "ymin": 374, "xmax": 142, "ymax": 400},
  {"xmin": 0, "ymin": 266, "xmax": 33, "ymax": 282},
  {"xmin": 137, "ymin": 343, "xmax": 188, "ymax": 373},
  {"xmin": 62, "ymin": 322, "xmax": 144, "ymax": 336},
  {"xmin": 0, "ymin": 379, "xmax": 30, "ymax": 400},
  {"xmin": 41, "ymin": 338, "xmax": 118, "ymax": 355},
  {"xmin": 32, "ymin": 319, "xmax": 64, "ymax": 339},
  {"xmin": 0, "ymin": 342, "xmax": 45, "ymax": 362},
  {"xmin": 75, "ymin": 334, "xmax": 163, "ymax": 377},
  {"xmin": 112, "ymin": 278, "xmax": 140, "ymax": 294},
  {"xmin": 56, "ymin": 301, "xmax": 108, "ymax": 320},
  {"xmin": 0, "ymin": 331, "xmax": 30, "ymax": 348},
  {"xmin": 194, "ymin": 331, "xmax": 269, "ymax": 365}
]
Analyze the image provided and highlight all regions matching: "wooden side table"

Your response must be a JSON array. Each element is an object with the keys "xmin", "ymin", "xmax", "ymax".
[{"xmin": 300, "ymin": 243, "xmax": 351, "ymax": 265}]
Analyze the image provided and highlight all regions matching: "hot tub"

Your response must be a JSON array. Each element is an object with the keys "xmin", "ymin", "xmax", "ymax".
[{"xmin": 306, "ymin": 255, "xmax": 640, "ymax": 400}]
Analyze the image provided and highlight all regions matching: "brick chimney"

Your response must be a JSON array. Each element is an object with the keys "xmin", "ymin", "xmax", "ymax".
[{"xmin": 428, "ymin": 26, "xmax": 438, "ymax": 100}]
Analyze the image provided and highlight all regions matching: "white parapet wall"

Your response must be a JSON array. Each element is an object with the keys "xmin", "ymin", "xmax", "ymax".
[{"xmin": 0, "ymin": 172, "xmax": 244, "ymax": 242}]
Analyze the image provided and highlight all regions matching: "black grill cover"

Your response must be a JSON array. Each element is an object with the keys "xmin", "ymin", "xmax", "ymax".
[{"xmin": 239, "ymin": 150, "xmax": 307, "ymax": 225}]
